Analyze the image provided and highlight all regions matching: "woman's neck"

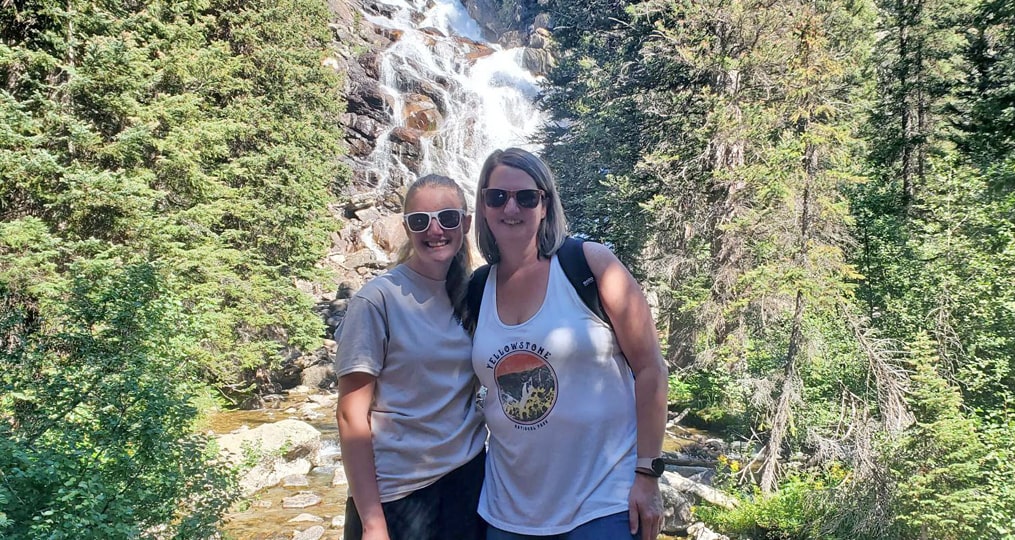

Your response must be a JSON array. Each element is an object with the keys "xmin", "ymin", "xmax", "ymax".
[
  {"xmin": 405, "ymin": 257, "xmax": 450, "ymax": 281},
  {"xmin": 497, "ymin": 241, "xmax": 542, "ymax": 276}
]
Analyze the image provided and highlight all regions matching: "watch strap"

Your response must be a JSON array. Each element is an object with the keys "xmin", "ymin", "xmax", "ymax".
[
  {"xmin": 635, "ymin": 457, "xmax": 658, "ymax": 470},
  {"xmin": 635, "ymin": 456, "xmax": 664, "ymax": 477}
]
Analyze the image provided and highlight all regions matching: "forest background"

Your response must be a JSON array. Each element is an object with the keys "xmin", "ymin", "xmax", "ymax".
[{"xmin": 1, "ymin": 0, "xmax": 1013, "ymax": 539}]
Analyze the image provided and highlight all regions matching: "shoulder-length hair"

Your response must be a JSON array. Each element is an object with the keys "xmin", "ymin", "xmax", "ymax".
[{"xmin": 475, "ymin": 148, "xmax": 567, "ymax": 263}]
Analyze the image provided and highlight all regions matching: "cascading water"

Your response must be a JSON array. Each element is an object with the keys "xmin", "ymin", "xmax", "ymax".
[{"xmin": 360, "ymin": 0, "xmax": 546, "ymax": 202}]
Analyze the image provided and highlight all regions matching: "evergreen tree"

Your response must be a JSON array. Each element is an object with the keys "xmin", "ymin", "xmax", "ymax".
[
  {"xmin": 0, "ymin": 0, "xmax": 347, "ymax": 392},
  {"xmin": 1, "ymin": 0, "xmax": 346, "ymax": 534},
  {"xmin": 962, "ymin": 0, "xmax": 1015, "ymax": 164},
  {"xmin": 887, "ymin": 332, "xmax": 989, "ymax": 539}
]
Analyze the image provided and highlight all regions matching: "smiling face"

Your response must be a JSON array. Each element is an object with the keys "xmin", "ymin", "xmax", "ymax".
[
  {"xmin": 481, "ymin": 164, "xmax": 546, "ymax": 251},
  {"xmin": 403, "ymin": 185, "xmax": 471, "ymax": 279}
]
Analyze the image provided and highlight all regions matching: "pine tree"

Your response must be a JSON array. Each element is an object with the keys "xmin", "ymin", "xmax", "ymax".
[
  {"xmin": 1, "ymin": 0, "xmax": 347, "ymax": 391},
  {"xmin": 888, "ymin": 332, "xmax": 988, "ymax": 539}
]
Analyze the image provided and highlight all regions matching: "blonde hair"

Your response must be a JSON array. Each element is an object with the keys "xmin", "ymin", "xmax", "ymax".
[
  {"xmin": 475, "ymin": 148, "xmax": 567, "ymax": 263},
  {"xmin": 396, "ymin": 174, "xmax": 472, "ymax": 319}
]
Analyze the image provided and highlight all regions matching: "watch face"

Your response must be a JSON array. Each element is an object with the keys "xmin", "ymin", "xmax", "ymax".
[{"xmin": 651, "ymin": 458, "xmax": 665, "ymax": 475}]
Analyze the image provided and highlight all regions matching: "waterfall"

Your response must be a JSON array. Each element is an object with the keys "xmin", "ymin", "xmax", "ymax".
[{"xmin": 359, "ymin": 0, "xmax": 545, "ymax": 203}]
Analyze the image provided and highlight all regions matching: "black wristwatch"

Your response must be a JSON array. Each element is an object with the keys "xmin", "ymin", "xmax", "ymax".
[{"xmin": 635, "ymin": 456, "xmax": 665, "ymax": 478}]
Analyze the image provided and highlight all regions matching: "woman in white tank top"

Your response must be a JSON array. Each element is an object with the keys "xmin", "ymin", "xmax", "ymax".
[{"xmin": 469, "ymin": 148, "xmax": 668, "ymax": 540}]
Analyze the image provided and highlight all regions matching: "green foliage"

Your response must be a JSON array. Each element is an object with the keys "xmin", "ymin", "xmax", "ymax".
[
  {"xmin": 0, "ymin": 263, "xmax": 237, "ymax": 539},
  {"xmin": 0, "ymin": 0, "xmax": 348, "ymax": 392},
  {"xmin": 540, "ymin": 0, "xmax": 663, "ymax": 271},
  {"xmin": 961, "ymin": 0, "xmax": 1015, "ymax": 162},
  {"xmin": 885, "ymin": 332, "xmax": 989, "ymax": 538},
  {"xmin": 667, "ymin": 373, "xmax": 693, "ymax": 404},
  {"xmin": 544, "ymin": 0, "xmax": 1013, "ymax": 535},
  {"xmin": 0, "ymin": 0, "xmax": 346, "ymax": 534},
  {"xmin": 697, "ymin": 474, "xmax": 836, "ymax": 540},
  {"xmin": 978, "ymin": 413, "xmax": 1015, "ymax": 538}
]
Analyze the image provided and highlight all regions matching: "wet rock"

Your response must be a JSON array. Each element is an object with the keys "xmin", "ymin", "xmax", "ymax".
[
  {"xmin": 282, "ymin": 474, "xmax": 310, "ymax": 488},
  {"xmin": 331, "ymin": 466, "xmax": 348, "ymax": 487},
  {"xmin": 292, "ymin": 525, "xmax": 326, "ymax": 540},
  {"xmin": 389, "ymin": 126, "xmax": 422, "ymax": 147},
  {"xmin": 419, "ymin": 26, "xmax": 447, "ymax": 39},
  {"xmin": 282, "ymin": 491, "xmax": 323, "ymax": 509},
  {"xmin": 299, "ymin": 403, "xmax": 326, "ymax": 421},
  {"xmin": 521, "ymin": 47, "xmax": 554, "ymax": 76},
  {"xmin": 307, "ymin": 393, "xmax": 337, "ymax": 407},
  {"xmin": 341, "ymin": 112, "xmax": 385, "ymax": 141},
  {"xmin": 243, "ymin": 458, "xmax": 313, "ymax": 496},
  {"xmin": 462, "ymin": 40, "xmax": 496, "ymax": 62},
  {"xmin": 404, "ymin": 94, "xmax": 442, "ymax": 131},
  {"xmin": 288, "ymin": 513, "xmax": 323, "ymax": 523}
]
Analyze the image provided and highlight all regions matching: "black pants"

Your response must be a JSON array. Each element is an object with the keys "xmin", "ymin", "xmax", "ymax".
[{"xmin": 344, "ymin": 450, "xmax": 487, "ymax": 540}]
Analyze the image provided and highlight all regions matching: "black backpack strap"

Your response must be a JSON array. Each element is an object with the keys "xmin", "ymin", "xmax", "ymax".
[
  {"xmin": 557, "ymin": 237, "xmax": 612, "ymax": 328},
  {"xmin": 463, "ymin": 264, "xmax": 490, "ymax": 336}
]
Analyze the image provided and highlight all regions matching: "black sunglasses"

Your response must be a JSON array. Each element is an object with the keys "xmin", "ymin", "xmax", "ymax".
[
  {"xmin": 403, "ymin": 208, "xmax": 465, "ymax": 233},
  {"xmin": 482, "ymin": 188, "xmax": 545, "ymax": 209}
]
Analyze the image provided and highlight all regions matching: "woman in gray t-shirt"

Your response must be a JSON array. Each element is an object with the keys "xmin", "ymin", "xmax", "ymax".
[{"xmin": 335, "ymin": 174, "xmax": 487, "ymax": 540}]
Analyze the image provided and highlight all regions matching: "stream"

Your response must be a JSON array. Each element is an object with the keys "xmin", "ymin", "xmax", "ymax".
[{"xmin": 206, "ymin": 392, "xmax": 699, "ymax": 540}]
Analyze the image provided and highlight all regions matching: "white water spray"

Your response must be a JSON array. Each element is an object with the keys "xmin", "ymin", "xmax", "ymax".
[{"xmin": 361, "ymin": 0, "xmax": 545, "ymax": 203}]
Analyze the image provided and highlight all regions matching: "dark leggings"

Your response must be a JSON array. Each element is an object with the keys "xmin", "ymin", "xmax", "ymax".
[{"xmin": 343, "ymin": 450, "xmax": 486, "ymax": 540}]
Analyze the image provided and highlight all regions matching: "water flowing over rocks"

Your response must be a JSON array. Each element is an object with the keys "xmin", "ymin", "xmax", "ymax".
[{"xmin": 302, "ymin": 0, "xmax": 552, "ymax": 395}]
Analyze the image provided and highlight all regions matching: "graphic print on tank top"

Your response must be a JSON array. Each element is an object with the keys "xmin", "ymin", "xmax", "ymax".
[{"xmin": 494, "ymin": 350, "xmax": 558, "ymax": 425}]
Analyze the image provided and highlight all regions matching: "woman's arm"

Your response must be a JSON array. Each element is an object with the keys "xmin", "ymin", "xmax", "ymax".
[
  {"xmin": 583, "ymin": 241, "xmax": 667, "ymax": 540},
  {"xmin": 337, "ymin": 372, "xmax": 390, "ymax": 540}
]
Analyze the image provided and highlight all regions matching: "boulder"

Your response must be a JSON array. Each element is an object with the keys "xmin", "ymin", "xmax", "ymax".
[
  {"xmin": 659, "ymin": 476, "xmax": 694, "ymax": 534},
  {"xmin": 521, "ymin": 47, "xmax": 554, "ymax": 76},
  {"xmin": 216, "ymin": 419, "xmax": 323, "ymax": 494},
  {"xmin": 301, "ymin": 364, "xmax": 336, "ymax": 390},
  {"xmin": 372, "ymin": 213, "xmax": 406, "ymax": 253},
  {"xmin": 533, "ymin": 12, "xmax": 553, "ymax": 31},
  {"xmin": 403, "ymin": 94, "xmax": 443, "ymax": 131},
  {"xmin": 240, "ymin": 457, "xmax": 313, "ymax": 496}
]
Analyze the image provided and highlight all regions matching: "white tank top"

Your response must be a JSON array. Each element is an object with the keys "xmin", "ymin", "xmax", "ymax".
[{"xmin": 472, "ymin": 255, "xmax": 637, "ymax": 535}]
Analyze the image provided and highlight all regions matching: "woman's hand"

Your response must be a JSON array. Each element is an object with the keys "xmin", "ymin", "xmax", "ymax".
[{"xmin": 628, "ymin": 474, "xmax": 664, "ymax": 539}]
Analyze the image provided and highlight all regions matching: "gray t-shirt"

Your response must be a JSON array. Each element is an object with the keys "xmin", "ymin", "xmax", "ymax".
[{"xmin": 334, "ymin": 264, "xmax": 486, "ymax": 502}]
